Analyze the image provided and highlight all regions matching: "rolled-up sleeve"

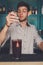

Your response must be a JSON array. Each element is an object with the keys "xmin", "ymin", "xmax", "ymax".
[{"xmin": 33, "ymin": 26, "xmax": 43, "ymax": 45}]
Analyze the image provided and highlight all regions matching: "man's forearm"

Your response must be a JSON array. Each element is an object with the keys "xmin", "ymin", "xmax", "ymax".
[
  {"xmin": 0, "ymin": 25, "xmax": 9, "ymax": 45},
  {"xmin": 38, "ymin": 42, "xmax": 43, "ymax": 51}
]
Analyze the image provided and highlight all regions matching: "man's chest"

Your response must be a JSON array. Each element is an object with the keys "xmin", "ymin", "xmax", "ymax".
[
  {"xmin": 10, "ymin": 27, "xmax": 34, "ymax": 42},
  {"xmin": 10, "ymin": 26, "xmax": 35, "ymax": 54}
]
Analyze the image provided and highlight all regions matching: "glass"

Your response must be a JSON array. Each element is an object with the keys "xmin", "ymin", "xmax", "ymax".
[{"xmin": 12, "ymin": 39, "xmax": 22, "ymax": 59}]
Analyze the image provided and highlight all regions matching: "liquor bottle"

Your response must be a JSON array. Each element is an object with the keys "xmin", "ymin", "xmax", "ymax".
[
  {"xmin": 41, "ymin": 5, "xmax": 43, "ymax": 14},
  {"xmin": 35, "ymin": 9, "xmax": 37, "ymax": 15}
]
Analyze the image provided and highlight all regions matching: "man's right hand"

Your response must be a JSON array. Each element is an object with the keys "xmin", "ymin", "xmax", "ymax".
[
  {"xmin": 0, "ymin": 11, "xmax": 20, "ymax": 44},
  {"xmin": 6, "ymin": 11, "xmax": 19, "ymax": 27}
]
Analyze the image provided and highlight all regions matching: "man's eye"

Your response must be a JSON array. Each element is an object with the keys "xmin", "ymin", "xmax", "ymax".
[
  {"xmin": 23, "ymin": 10, "xmax": 27, "ymax": 12},
  {"xmin": 18, "ymin": 10, "xmax": 27, "ymax": 13}
]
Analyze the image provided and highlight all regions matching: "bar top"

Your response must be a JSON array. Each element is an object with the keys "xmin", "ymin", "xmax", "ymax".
[{"xmin": 0, "ymin": 54, "xmax": 43, "ymax": 62}]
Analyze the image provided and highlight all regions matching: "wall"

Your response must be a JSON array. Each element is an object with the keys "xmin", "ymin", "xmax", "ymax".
[{"xmin": 0, "ymin": 0, "xmax": 43, "ymax": 31}]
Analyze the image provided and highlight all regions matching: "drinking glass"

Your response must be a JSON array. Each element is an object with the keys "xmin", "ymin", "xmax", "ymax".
[{"xmin": 12, "ymin": 39, "xmax": 22, "ymax": 59}]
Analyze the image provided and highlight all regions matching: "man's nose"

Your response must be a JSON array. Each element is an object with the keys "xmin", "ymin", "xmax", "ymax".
[{"xmin": 20, "ymin": 11, "xmax": 23, "ymax": 15}]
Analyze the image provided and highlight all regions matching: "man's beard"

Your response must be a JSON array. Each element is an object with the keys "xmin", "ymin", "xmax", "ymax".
[{"xmin": 19, "ymin": 18, "xmax": 27, "ymax": 22}]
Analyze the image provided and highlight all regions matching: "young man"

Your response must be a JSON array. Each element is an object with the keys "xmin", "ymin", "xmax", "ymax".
[{"xmin": 0, "ymin": 1, "xmax": 43, "ymax": 54}]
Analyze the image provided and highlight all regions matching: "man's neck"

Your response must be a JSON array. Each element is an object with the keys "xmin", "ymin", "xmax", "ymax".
[{"xmin": 20, "ymin": 20, "xmax": 27, "ymax": 28}]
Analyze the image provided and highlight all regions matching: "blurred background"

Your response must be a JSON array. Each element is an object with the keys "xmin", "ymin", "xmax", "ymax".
[{"xmin": 0, "ymin": 0, "xmax": 43, "ymax": 54}]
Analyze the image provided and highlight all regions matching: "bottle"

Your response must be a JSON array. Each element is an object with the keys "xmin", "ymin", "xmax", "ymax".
[
  {"xmin": 41, "ymin": 5, "xmax": 43, "ymax": 14},
  {"xmin": 35, "ymin": 9, "xmax": 37, "ymax": 15},
  {"xmin": 32, "ymin": 10, "xmax": 34, "ymax": 14}
]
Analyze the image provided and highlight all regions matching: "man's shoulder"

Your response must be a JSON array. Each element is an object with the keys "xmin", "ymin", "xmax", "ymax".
[
  {"xmin": 29, "ymin": 24, "xmax": 38, "ymax": 33},
  {"xmin": 28, "ymin": 24, "xmax": 36, "ymax": 29}
]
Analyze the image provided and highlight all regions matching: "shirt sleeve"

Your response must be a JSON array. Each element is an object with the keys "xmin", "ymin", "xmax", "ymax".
[{"xmin": 33, "ymin": 26, "xmax": 43, "ymax": 45}]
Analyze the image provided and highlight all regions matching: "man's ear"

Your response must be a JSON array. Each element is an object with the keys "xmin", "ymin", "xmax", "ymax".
[{"xmin": 28, "ymin": 10, "xmax": 32, "ymax": 16}]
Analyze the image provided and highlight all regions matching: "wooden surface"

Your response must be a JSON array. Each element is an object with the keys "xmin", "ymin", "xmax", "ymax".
[{"xmin": 0, "ymin": 62, "xmax": 43, "ymax": 65}]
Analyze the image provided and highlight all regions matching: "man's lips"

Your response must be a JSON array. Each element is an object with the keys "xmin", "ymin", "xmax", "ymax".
[{"xmin": 19, "ymin": 16, "xmax": 23, "ymax": 18}]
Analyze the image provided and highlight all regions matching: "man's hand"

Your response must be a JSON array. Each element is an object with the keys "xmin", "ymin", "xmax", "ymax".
[
  {"xmin": 38, "ymin": 42, "xmax": 43, "ymax": 51},
  {"xmin": 6, "ymin": 11, "xmax": 19, "ymax": 27}
]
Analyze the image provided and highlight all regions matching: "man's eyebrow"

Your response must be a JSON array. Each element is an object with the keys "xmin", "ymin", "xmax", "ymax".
[
  {"xmin": 18, "ymin": 8, "xmax": 27, "ymax": 11},
  {"xmin": 23, "ymin": 9, "xmax": 27, "ymax": 10}
]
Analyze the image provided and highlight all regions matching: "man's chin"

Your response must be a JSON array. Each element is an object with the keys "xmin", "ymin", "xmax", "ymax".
[
  {"xmin": 19, "ymin": 20, "xmax": 24, "ymax": 22},
  {"xmin": 19, "ymin": 18, "xmax": 26, "ymax": 22}
]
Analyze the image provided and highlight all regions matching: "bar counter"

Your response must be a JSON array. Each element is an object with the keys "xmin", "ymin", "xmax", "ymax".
[{"xmin": 0, "ymin": 54, "xmax": 43, "ymax": 62}]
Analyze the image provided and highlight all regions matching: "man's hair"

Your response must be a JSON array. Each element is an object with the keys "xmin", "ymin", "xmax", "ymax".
[{"xmin": 17, "ymin": 1, "xmax": 30, "ymax": 11}]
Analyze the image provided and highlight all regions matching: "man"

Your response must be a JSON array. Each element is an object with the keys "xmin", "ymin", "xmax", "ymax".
[{"xmin": 0, "ymin": 1, "xmax": 43, "ymax": 54}]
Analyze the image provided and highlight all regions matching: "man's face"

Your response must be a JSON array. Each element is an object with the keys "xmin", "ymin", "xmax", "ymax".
[{"xmin": 17, "ymin": 6, "xmax": 28, "ymax": 22}]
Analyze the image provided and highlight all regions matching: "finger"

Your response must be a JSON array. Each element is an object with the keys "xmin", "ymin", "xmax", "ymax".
[
  {"xmin": 9, "ymin": 19, "xmax": 19, "ymax": 23},
  {"xmin": 9, "ymin": 16, "xmax": 19, "ymax": 20},
  {"xmin": 9, "ymin": 11, "xmax": 17, "ymax": 17}
]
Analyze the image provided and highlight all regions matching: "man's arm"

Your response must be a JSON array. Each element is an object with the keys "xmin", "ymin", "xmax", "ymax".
[
  {"xmin": 0, "ymin": 11, "xmax": 19, "ymax": 45},
  {"xmin": 0, "ymin": 25, "xmax": 9, "ymax": 45},
  {"xmin": 32, "ymin": 26, "xmax": 43, "ymax": 51}
]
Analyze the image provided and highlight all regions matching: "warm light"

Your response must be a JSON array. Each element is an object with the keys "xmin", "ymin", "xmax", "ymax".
[
  {"xmin": 3, "ymin": 7, "xmax": 5, "ymax": 11},
  {"xmin": 28, "ymin": 10, "xmax": 32, "ymax": 16},
  {"xmin": 16, "ymin": 41, "xmax": 19, "ymax": 47},
  {"xmin": 0, "ymin": 8, "xmax": 2, "ymax": 12}
]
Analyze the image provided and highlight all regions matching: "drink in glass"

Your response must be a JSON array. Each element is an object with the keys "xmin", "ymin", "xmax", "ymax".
[{"xmin": 12, "ymin": 39, "xmax": 22, "ymax": 59}]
